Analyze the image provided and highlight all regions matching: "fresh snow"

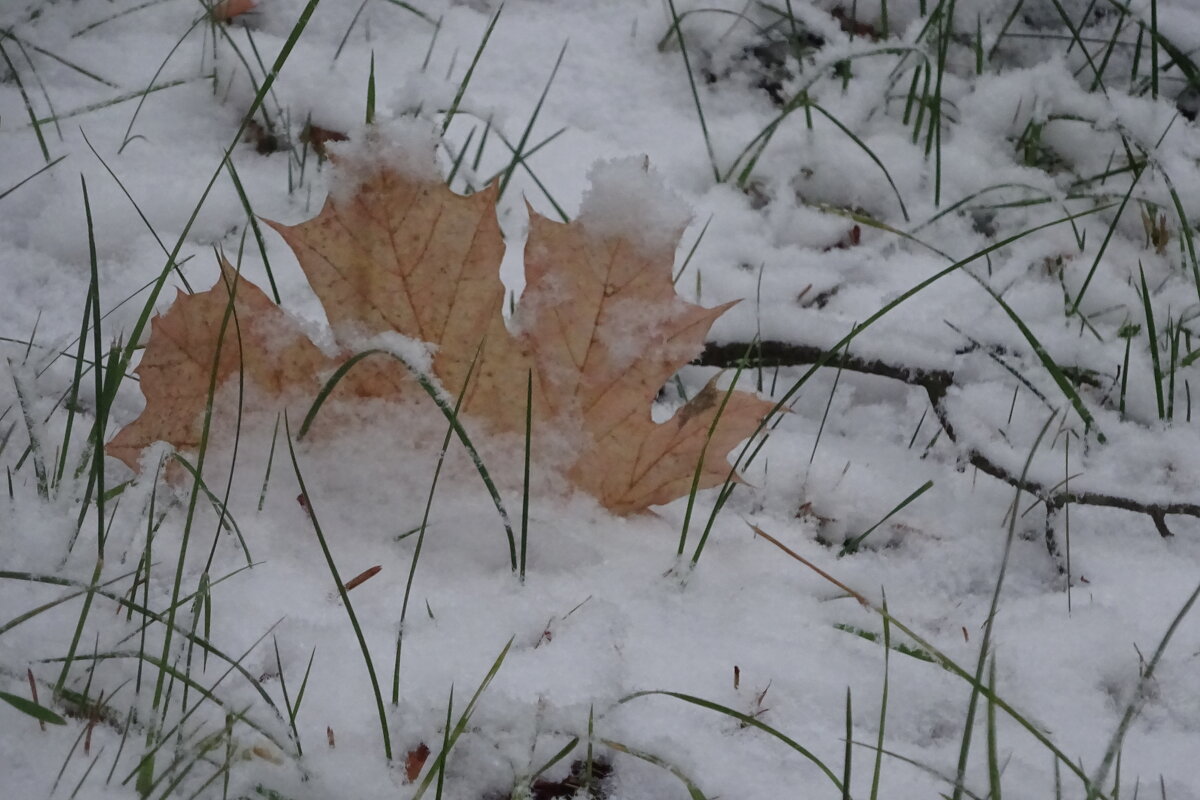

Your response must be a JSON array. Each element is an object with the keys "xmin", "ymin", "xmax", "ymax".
[{"xmin": 2, "ymin": 1, "xmax": 1200, "ymax": 798}]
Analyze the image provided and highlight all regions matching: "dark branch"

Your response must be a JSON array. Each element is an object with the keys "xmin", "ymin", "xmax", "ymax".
[
  {"xmin": 697, "ymin": 340, "xmax": 1192, "ymax": 538},
  {"xmin": 698, "ymin": 340, "xmax": 956, "ymax": 402}
]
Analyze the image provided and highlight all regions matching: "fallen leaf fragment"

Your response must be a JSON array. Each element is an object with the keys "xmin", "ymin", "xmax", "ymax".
[
  {"xmin": 404, "ymin": 742, "xmax": 430, "ymax": 782},
  {"xmin": 211, "ymin": 0, "xmax": 256, "ymax": 23},
  {"xmin": 250, "ymin": 742, "xmax": 284, "ymax": 764},
  {"xmin": 343, "ymin": 565, "xmax": 381, "ymax": 592},
  {"xmin": 108, "ymin": 125, "xmax": 771, "ymax": 516},
  {"xmin": 300, "ymin": 123, "xmax": 349, "ymax": 160}
]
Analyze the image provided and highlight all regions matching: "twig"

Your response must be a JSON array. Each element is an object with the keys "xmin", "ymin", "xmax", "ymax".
[{"xmin": 698, "ymin": 340, "xmax": 1195, "ymax": 539}]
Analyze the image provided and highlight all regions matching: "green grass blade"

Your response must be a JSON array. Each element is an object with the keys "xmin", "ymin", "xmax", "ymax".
[
  {"xmin": 0, "ymin": 154, "xmax": 66, "ymax": 202},
  {"xmin": 619, "ymin": 690, "xmax": 846, "ymax": 795},
  {"xmin": 839, "ymin": 480, "xmax": 933, "ymax": 556},
  {"xmin": 673, "ymin": 214, "xmax": 712, "ymax": 285},
  {"xmin": 952, "ymin": 410, "xmax": 1057, "ymax": 800},
  {"xmin": 54, "ymin": 269, "xmax": 93, "ymax": 488},
  {"xmin": 378, "ymin": 0, "xmax": 436, "ymax": 22},
  {"xmin": 986, "ymin": 658, "xmax": 1002, "ymax": 800},
  {"xmin": 481, "ymin": 124, "xmax": 569, "ymax": 221},
  {"xmin": 1089, "ymin": 581, "xmax": 1200, "ymax": 793},
  {"xmin": 807, "ymin": 104, "xmax": 910, "ymax": 220},
  {"xmin": 272, "ymin": 636, "xmax": 304, "ymax": 756},
  {"xmin": 394, "ymin": 347, "xmax": 483, "ymax": 704},
  {"xmin": 117, "ymin": 14, "xmax": 205, "ymax": 154},
  {"xmin": 435, "ymin": 687, "xmax": 453, "ymax": 799},
  {"xmin": 299, "ymin": 348, "xmax": 516, "ymax": 569},
  {"xmin": 441, "ymin": 6, "xmax": 502, "ymax": 135},
  {"xmin": 79, "ymin": 130, "xmax": 193, "ymax": 292},
  {"xmin": 528, "ymin": 736, "xmax": 580, "ymax": 783},
  {"xmin": 1046, "ymin": 0, "xmax": 1108, "ymax": 92},
  {"xmin": 976, "ymin": 282, "xmax": 1103, "ymax": 440},
  {"xmin": 496, "ymin": 41, "xmax": 567, "ymax": 199},
  {"xmin": 0, "ymin": 690, "xmax": 67, "ymax": 725},
  {"xmin": 284, "ymin": 417, "xmax": 392, "ymax": 761},
  {"xmin": 0, "ymin": 569, "xmax": 137, "ymax": 636},
  {"xmin": 843, "ymin": 687, "xmax": 853, "ymax": 800},
  {"xmin": 663, "ymin": 0, "xmax": 720, "ymax": 182},
  {"xmin": 1070, "ymin": 160, "xmax": 1145, "ymax": 315},
  {"xmin": 810, "ymin": 347, "xmax": 847, "ymax": 466},
  {"xmin": 0, "ymin": 37, "xmax": 50, "ymax": 161},
  {"xmin": 333, "ymin": 0, "xmax": 369, "ymax": 61},
  {"xmin": 1159, "ymin": 169, "xmax": 1200, "ymax": 305},
  {"xmin": 602, "ymin": 739, "xmax": 708, "ymax": 800},
  {"xmin": 520, "ymin": 369, "xmax": 532, "ymax": 583},
  {"xmin": 412, "ymin": 637, "xmax": 514, "ymax": 800},
  {"xmin": 1138, "ymin": 264, "xmax": 1164, "ymax": 420},
  {"xmin": 869, "ymin": 594, "xmax": 891, "ymax": 800},
  {"xmin": 224, "ymin": 158, "xmax": 280, "ymax": 304},
  {"xmin": 170, "ymin": 454, "xmax": 250, "ymax": 565},
  {"xmin": 682, "ymin": 361, "xmax": 755, "ymax": 563},
  {"xmin": 366, "ymin": 49, "xmax": 376, "ymax": 124}
]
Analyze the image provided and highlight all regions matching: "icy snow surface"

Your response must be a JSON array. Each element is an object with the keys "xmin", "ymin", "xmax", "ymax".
[{"xmin": 2, "ymin": 1, "xmax": 1200, "ymax": 798}]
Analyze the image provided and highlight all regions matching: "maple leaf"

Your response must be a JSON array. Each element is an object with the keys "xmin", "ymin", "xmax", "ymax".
[
  {"xmin": 106, "ymin": 262, "xmax": 340, "ymax": 472},
  {"xmin": 108, "ymin": 128, "xmax": 772, "ymax": 515}
]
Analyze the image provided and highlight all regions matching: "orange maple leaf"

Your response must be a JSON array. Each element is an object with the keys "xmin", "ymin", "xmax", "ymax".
[
  {"xmin": 106, "ymin": 263, "xmax": 339, "ymax": 472},
  {"xmin": 108, "ymin": 130, "xmax": 772, "ymax": 515}
]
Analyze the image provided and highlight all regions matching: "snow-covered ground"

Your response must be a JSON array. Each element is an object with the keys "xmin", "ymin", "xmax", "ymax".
[{"xmin": 3, "ymin": 0, "xmax": 1200, "ymax": 797}]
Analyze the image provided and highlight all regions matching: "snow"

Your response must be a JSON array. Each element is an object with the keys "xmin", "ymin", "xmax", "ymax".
[
  {"xmin": 327, "ymin": 119, "xmax": 443, "ymax": 205},
  {"xmin": 2, "ymin": 1, "xmax": 1200, "ymax": 799},
  {"xmin": 577, "ymin": 157, "xmax": 692, "ymax": 254}
]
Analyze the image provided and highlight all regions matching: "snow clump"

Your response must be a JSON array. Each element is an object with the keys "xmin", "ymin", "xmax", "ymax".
[{"xmin": 577, "ymin": 156, "xmax": 692, "ymax": 254}]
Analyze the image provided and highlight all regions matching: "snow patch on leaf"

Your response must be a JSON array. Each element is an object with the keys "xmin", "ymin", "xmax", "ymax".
[
  {"xmin": 577, "ymin": 157, "xmax": 692, "ymax": 254},
  {"xmin": 327, "ymin": 120, "xmax": 442, "ymax": 205},
  {"xmin": 599, "ymin": 296, "xmax": 698, "ymax": 370}
]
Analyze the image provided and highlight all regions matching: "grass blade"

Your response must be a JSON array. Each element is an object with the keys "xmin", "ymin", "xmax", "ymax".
[
  {"xmin": 1089, "ymin": 580, "xmax": 1200, "ymax": 793},
  {"xmin": 0, "ymin": 690, "xmax": 67, "ymax": 725},
  {"xmin": 1138, "ymin": 264, "xmax": 1164, "ymax": 420},
  {"xmin": 0, "ymin": 37, "xmax": 50, "ymax": 161},
  {"xmin": 393, "ymin": 348, "xmax": 483, "ymax": 704},
  {"xmin": 441, "ymin": 6, "xmax": 502, "ymax": 135},
  {"xmin": 299, "ymin": 347, "xmax": 516, "ymax": 569},
  {"xmin": 0, "ymin": 155, "xmax": 66, "ymax": 202},
  {"xmin": 602, "ymin": 739, "xmax": 708, "ymax": 799},
  {"xmin": 284, "ymin": 416, "xmax": 392, "ymax": 761},
  {"xmin": 840, "ymin": 480, "xmax": 933, "ymax": 556},
  {"xmin": 411, "ymin": 637, "xmax": 514, "ymax": 799},
  {"xmin": 976, "ymin": 282, "xmax": 1103, "ymax": 441},
  {"xmin": 619, "ymin": 690, "xmax": 846, "ymax": 795},
  {"xmin": 496, "ymin": 41, "xmax": 567, "ymax": 199},
  {"xmin": 663, "ymin": 0, "xmax": 720, "ymax": 182}
]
